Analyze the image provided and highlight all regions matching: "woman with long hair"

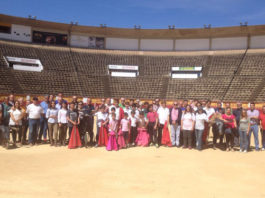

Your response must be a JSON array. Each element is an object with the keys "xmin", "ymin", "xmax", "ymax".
[{"xmin": 181, "ymin": 105, "xmax": 195, "ymax": 149}]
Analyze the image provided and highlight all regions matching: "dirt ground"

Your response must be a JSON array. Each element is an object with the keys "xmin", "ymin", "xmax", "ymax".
[{"xmin": 0, "ymin": 137, "xmax": 265, "ymax": 198}]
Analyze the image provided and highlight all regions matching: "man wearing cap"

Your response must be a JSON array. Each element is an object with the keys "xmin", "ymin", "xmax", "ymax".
[{"xmin": 26, "ymin": 97, "xmax": 44, "ymax": 146}]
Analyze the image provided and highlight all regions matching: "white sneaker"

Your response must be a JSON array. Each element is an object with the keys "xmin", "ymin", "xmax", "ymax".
[
  {"xmin": 240, "ymin": 149, "xmax": 243, "ymax": 152},
  {"xmin": 244, "ymin": 150, "xmax": 247, "ymax": 153},
  {"xmin": 262, "ymin": 148, "xmax": 265, "ymax": 151}
]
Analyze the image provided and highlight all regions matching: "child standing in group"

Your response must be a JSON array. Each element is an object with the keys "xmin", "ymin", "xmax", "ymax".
[
  {"xmin": 135, "ymin": 111, "xmax": 149, "ymax": 147},
  {"xmin": 106, "ymin": 113, "xmax": 118, "ymax": 151},
  {"xmin": 120, "ymin": 112, "xmax": 130, "ymax": 147},
  {"xmin": 129, "ymin": 110, "xmax": 138, "ymax": 146}
]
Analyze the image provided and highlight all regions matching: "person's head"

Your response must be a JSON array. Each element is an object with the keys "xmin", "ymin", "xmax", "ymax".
[
  {"xmin": 99, "ymin": 105, "xmax": 105, "ymax": 112},
  {"xmin": 87, "ymin": 98, "xmax": 91, "ymax": 104},
  {"xmin": 62, "ymin": 101, "xmax": 67, "ymax": 109},
  {"xmin": 144, "ymin": 102, "xmax": 149, "ymax": 109},
  {"xmin": 3, "ymin": 96, "xmax": 8, "ymax": 103},
  {"xmin": 32, "ymin": 97, "xmax": 38, "ymax": 105},
  {"xmin": 106, "ymin": 98, "xmax": 111, "ymax": 105},
  {"xmin": 124, "ymin": 112, "xmax": 128, "ymax": 119},
  {"xmin": 136, "ymin": 99, "xmax": 140, "ymax": 104},
  {"xmin": 198, "ymin": 107, "xmax": 203, "ymax": 114},
  {"xmin": 120, "ymin": 97, "xmax": 125, "ymax": 105},
  {"xmin": 241, "ymin": 109, "xmax": 247, "ymax": 118},
  {"xmin": 217, "ymin": 101, "xmax": 222, "ymax": 108},
  {"xmin": 225, "ymin": 102, "xmax": 230, "ymax": 108},
  {"xmin": 111, "ymin": 112, "xmax": 116, "ymax": 120},
  {"xmin": 9, "ymin": 94, "xmax": 14, "ymax": 102},
  {"xmin": 129, "ymin": 99, "xmax": 134, "ymax": 106},
  {"xmin": 58, "ymin": 93, "xmax": 63, "ymax": 98},
  {"xmin": 72, "ymin": 96, "xmax": 77, "ymax": 102},
  {"xmin": 14, "ymin": 100, "xmax": 20, "ymax": 109},
  {"xmin": 114, "ymin": 99, "xmax": 119, "ymax": 107},
  {"xmin": 139, "ymin": 111, "xmax": 144, "ymax": 118},
  {"xmin": 250, "ymin": 102, "xmax": 255, "ymax": 111},
  {"xmin": 44, "ymin": 95, "xmax": 49, "ymax": 102},
  {"xmin": 185, "ymin": 105, "xmax": 192, "ymax": 113},
  {"xmin": 18, "ymin": 97, "xmax": 24, "ymax": 106},
  {"xmin": 111, "ymin": 107, "xmax": 116, "ymax": 113},
  {"xmin": 78, "ymin": 101, "xmax": 83, "ymax": 109},
  {"xmin": 161, "ymin": 100, "xmax": 166, "ymax": 108},
  {"xmin": 206, "ymin": 100, "xmax": 211, "ymax": 108},
  {"xmin": 202, "ymin": 101, "xmax": 206, "ymax": 107},
  {"xmin": 125, "ymin": 102, "xmax": 130, "ymax": 109},
  {"xmin": 101, "ymin": 98, "xmax": 105, "ymax": 104},
  {"xmin": 155, "ymin": 98, "xmax": 160, "ymax": 105},
  {"xmin": 49, "ymin": 94, "xmax": 54, "ymax": 102},
  {"xmin": 226, "ymin": 107, "xmax": 231, "ymax": 115},
  {"xmin": 179, "ymin": 100, "xmax": 183, "ymax": 107},
  {"xmin": 173, "ymin": 101, "xmax": 178, "ymax": 109},
  {"xmin": 197, "ymin": 102, "xmax": 202, "ymax": 108},
  {"xmin": 26, "ymin": 100, "xmax": 31, "ymax": 106},
  {"xmin": 183, "ymin": 100, "xmax": 188, "ymax": 107},
  {"xmin": 148, "ymin": 104, "xmax": 153, "ymax": 112},
  {"xmin": 69, "ymin": 102, "xmax": 75, "ymax": 110},
  {"xmin": 57, "ymin": 96, "xmax": 62, "ymax": 104},
  {"xmin": 132, "ymin": 104, "xmax": 136, "ymax": 110},
  {"xmin": 50, "ymin": 100, "xmax": 56, "ymax": 108},
  {"xmin": 237, "ymin": 102, "xmax": 242, "ymax": 109},
  {"xmin": 131, "ymin": 110, "xmax": 135, "ymax": 117}
]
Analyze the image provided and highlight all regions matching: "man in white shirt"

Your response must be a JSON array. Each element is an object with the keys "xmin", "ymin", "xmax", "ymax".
[
  {"xmin": 157, "ymin": 100, "xmax": 169, "ymax": 146},
  {"xmin": 26, "ymin": 97, "xmax": 44, "ymax": 146},
  {"xmin": 203, "ymin": 100, "xmax": 215, "ymax": 146}
]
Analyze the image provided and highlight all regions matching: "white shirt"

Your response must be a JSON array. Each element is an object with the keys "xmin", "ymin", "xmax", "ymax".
[
  {"xmin": 157, "ymin": 107, "xmax": 169, "ymax": 125},
  {"xmin": 130, "ymin": 109, "xmax": 139, "ymax": 119},
  {"xmin": 181, "ymin": 113, "xmax": 195, "ymax": 130},
  {"xmin": 195, "ymin": 113, "xmax": 208, "ymax": 130},
  {"xmin": 46, "ymin": 108, "xmax": 58, "ymax": 123},
  {"xmin": 130, "ymin": 116, "xmax": 137, "ymax": 127},
  {"xmin": 58, "ymin": 109, "xmax": 68, "ymax": 124},
  {"xmin": 95, "ymin": 112, "xmax": 108, "ymax": 127},
  {"xmin": 203, "ymin": 107, "xmax": 215, "ymax": 119},
  {"xmin": 26, "ymin": 104, "xmax": 43, "ymax": 119},
  {"xmin": 109, "ymin": 105, "xmax": 120, "ymax": 120},
  {"xmin": 124, "ymin": 108, "xmax": 131, "ymax": 117},
  {"xmin": 9, "ymin": 109, "xmax": 23, "ymax": 126}
]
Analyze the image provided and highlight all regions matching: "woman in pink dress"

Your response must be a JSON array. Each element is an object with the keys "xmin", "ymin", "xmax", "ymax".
[
  {"xmin": 106, "ymin": 113, "xmax": 118, "ymax": 151},
  {"xmin": 135, "ymin": 111, "xmax": 149, "ymax": 147}
]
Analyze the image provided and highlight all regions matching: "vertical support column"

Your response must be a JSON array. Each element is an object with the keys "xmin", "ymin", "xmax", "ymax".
[
  {"xmin": 173, "ymin": 39, "xmax": 176, "ymax": 51},
  {"xmin": 209, "ymin": 37, "xmax": 212, "ymax": 51},
  {"xmin": 138, "ymin": 38, "xmax": 141, "ymax": 50},
  {"xmin": 247, "ymin": 34, "xmax": 251, "ymax": 49}
]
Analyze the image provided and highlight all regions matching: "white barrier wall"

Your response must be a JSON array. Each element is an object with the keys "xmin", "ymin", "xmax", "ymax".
[
  {"xmin": 175, "ymin": 39, "xmax": 209, "ymax": 51},
  {"xmin": 141, "ymin": 39, "xmax": 173, "ymax": 51},
  {"xmin": 250, "ymin": 36, "xmax": 265, "ymax": 49},
  {"xmin": 0, "ymin": 33, "xmax": 11, "ymax": 40},
  {"xmin": 70, "ymin": 35, "xmax": 89, "ymax": 47},
  {"xmin": 212, "ymin": 37, "xmax": 247, "ymax": 50},
  {"xmin": 106, "ymin": 38, "xmax": 138, "ymax": 50},
  {"xmin": 11, "ymin": 24, "xmax": 31, "ymax": 42}
]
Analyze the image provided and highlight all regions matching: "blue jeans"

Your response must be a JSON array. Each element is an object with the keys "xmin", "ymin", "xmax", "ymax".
[
  {"xmin": 239, "ymin": 130, "xmax": 248, "ymax": 151},
  {"xmin": 195, "ymin": 129, "xmax": 204, "ymax": 150},
  {"xmin": 28, "ymin": 119, "xmax": 40, "ymax": 144},
  {"xmin": 0, "ymin": 125, "xmax": 10, "ymax": 141},
  {"xmin": 248, "ymin": 125, "xmax": 259, "ymax": 150},
  {"xmin": 171, "ymin": 124, "xmax": 180, "ymax": 146},
  {"xmin": 39, "ymin": 117, "xmax": 48, "ymax": 140}
]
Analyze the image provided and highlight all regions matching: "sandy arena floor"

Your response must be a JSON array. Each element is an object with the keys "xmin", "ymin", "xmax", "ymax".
[{"xmin": 0, "ymin": 141, "xmax": 265, "ymax": 198}]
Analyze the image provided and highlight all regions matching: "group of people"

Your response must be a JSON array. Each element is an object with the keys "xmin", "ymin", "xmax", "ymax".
[{"xmin": 0, "ymin": 93, "xmax": 265, "ymax": 153}]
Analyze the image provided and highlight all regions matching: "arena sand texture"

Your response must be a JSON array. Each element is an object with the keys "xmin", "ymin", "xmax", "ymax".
[{"xmin": 0, "ymin": 138, "xmax": 265, "ymax": 198}]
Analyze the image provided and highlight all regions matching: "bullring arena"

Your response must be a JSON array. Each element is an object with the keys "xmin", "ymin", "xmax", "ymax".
[{"xmin": 1, "ymin": 13, "xmax": 265, "ymax": 198}]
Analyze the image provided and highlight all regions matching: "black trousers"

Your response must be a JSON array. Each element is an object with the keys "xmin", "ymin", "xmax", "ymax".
[
  {"xmin": 225, "ymin": 129, "xmax": 234, "ymax": 149},
  {"xmin": 183, "ymin": 130, "xmax": 193, "ymax": 148},
  {"xmin": 130, "ymin": 127, "xmax": 138, "ymax": 144},
  {"xmin": 157, "ymin": 124, "xmax": 164, "ymax": 145},
  {"xmin": 147, "ymin": 122, "xmax": 156, "ymax": 144},
  {"xmin": 87, "ymin": 116, "xmax": 94, "ymax": 143}
]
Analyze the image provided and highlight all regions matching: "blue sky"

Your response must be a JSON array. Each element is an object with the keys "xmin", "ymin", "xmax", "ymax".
[{"xmin": 1, "ymin": 0, "xmax": 265, "ymax": 29}]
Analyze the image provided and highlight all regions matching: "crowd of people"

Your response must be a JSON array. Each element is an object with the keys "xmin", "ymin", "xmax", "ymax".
[{"xmin": 0, "ymin": 93, "xmax": 265, "ymax": 153}]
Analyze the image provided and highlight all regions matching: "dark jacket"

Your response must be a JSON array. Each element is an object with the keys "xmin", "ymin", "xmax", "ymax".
[{"xmin": 169, "ymin": 107, "xmax": 182, "ymax": 125}]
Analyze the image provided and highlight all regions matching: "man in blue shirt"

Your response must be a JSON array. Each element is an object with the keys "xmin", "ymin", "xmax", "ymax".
[{"xmin": 39, "ymin": 95, "xmax": 49, "ymax": 143}]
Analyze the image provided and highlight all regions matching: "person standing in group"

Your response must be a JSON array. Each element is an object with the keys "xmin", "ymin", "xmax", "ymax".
[
  {"xmin": 203, "ymin": 100, "xmax": 215, "ymax": 146},
  {"xmin": 26, "ymin": 97, "xmax": 44, "ymax": 146},
  {"xmin": 67, "ymin": 102, "xmax": 80, "ymax": 143},
  {"xmin": 46, "ymin": 101, "xmax": 59, "ymax": 146},
  {"xmin": 135, "ymin": 111, "xmax": 149, "ymax": 147},
  {"xmin": 239, "ymin": 109, "xmax": 250, "ymax": 153},
  {"xmin": 120, "ymin": 112, "xmax": 130, "ymax": 147},
  {"xmin": 58, "ymin": 101, "xmax": 68, "ymax": 146},
  {"xmin": 9, "ymin": 101, "xmax": 24, "ymax": 147},
  {"xmin": 181, "ymin": 105, "xmax": 195, "ymax": 149},
  {"xmin": 259, "ymin": 105, "xmax": 265, "ymax": 151},
  {"xmin": 247, "ymin": 102, "xmax": 260, "ymax": 151},
  {"xmin": 95, "ymin": 105, "xmax": 108, "ymax": 147},
  {"xmin": 194, "ymin": 107, "xmax": 208, "ymax": 151},
  {"xmin": 157, "ymin": 100, "xmax": 169, "ymax": 147},
  {"xmin": 221, "ymin": 107, "xmax": 237, "ymax": 151},
  {"xmin": 169, "ymin": 101, "xmax": 182, "ymax": 147},
  {"xmin": 0, "ymin": 97, "xmax": 12, "ymax": 148},
  {"xmin": 86, "ymin": 98, "xmax": 96, "ymax": 145},
  {"xmin": 212, "ymin": 101, "xmax": 225, "ymax": 149},
  {"xmin": 233, "ymin": 102, "xmax": 243, "ymax": 147},
  {"xmin": 129, "ymin": 110, "xmax": 138, "ymax": 146},
  {"xmin": 39, "ymin": 95, "xmax": 49, "ymax": 143},
  {"xmin": 106, "ymin": 112, "xmax": 118, "ymax": 151},
  {"xmin": 146, "ymin": 105, "xmax": 158, "ymax": 147}
]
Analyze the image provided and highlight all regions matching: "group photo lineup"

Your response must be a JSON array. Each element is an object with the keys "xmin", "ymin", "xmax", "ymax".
[{"xmin": 1, "ymin": 1, "xmax": 265, "ymax": 198}]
